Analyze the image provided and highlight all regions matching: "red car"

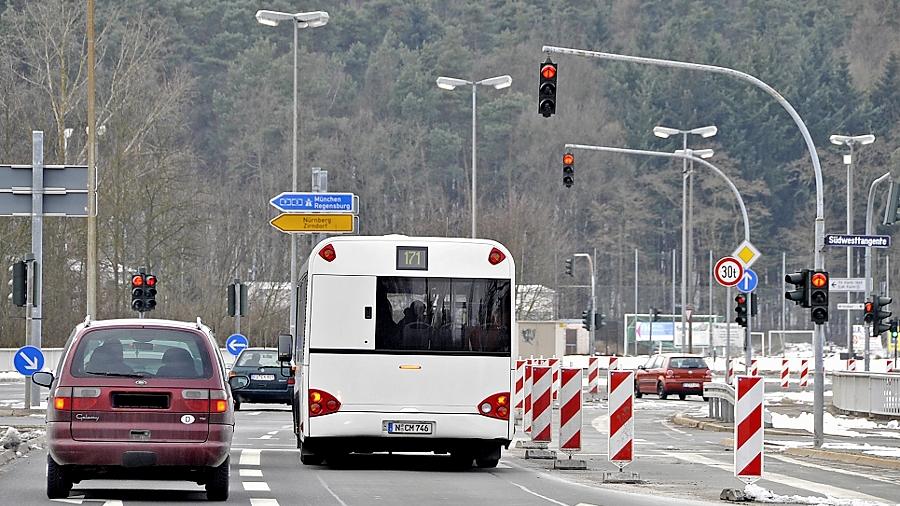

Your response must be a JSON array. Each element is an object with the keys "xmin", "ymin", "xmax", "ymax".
[
  {"xmin": 32, "ymin": 318, "xmax": 249, "ymax": 501},
  {"xmin": 634, "ymin": 354, "xmax": 712, "ymax": 400}
]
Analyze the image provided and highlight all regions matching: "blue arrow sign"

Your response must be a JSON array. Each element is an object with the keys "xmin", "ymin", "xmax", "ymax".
[
  {"xmin": 14, "ymin": 345, "xmax": 44, "ymax": 376},
  {"xmin": 270, "ymin": 192, "xmax": 356, "ymax": 213},
  {"xmin": 738, "ymin": 269, "xmax": 759, "ymax": 293},
  {"xmin": 226, "ymin": 334, "xmax": 249, "ymax": 357}
]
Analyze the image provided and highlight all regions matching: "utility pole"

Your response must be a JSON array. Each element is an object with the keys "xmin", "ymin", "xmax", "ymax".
[
  {"xmin": 573, "ymin": 253, "xmax": 596, "ymax": 355},
  {"xmin": 30, "ymin": 133, "xmax": 44, "ymax": 408},
  {"xmin": 86, "ymin": 0, "xmax": 98, "ymax": 318},
  {"xmin": 632, "ymin": 248, "xmax": 638, "ymax": 357}
]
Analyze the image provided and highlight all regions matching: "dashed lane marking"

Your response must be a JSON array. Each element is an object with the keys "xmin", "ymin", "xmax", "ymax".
[
  {"xmin": 267, "ymin": 430, "xmax": 278, "ymax": 435},
  {"xmin": 239, "ymin": 469, "xmax": 264, "ymax": 477},
  {"xmin": 243, "ymin": 481, "xmax": 271, "ymax": 492},
  {"xmin": 240, "ymin": 449, "xmax": 261, "ymax": 466},
  {"xmin": 317, "ymin": 474, "xmax": 349, "ymax": 506},
  {"xmin": 509, "ymin": 482, "xmax": 569, "ymax": 506},
  {"xmin": 250, "ymin": 500, "xmax": 280, "ymax": 506},
  {"xmin": 245, "ymin": 411, "xmax": 262, "ymax": 416}
]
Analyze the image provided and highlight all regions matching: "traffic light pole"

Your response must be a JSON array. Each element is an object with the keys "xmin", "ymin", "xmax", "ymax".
[
  {"xmin": 29, "ymin": 132, "xmax": 44, "ymax": 409},
  {"xmin": 864, "ymin": 172, "xmax": 892, "ymax": 371},
  {"xmin": 574, "ymin": 253, "xmax": 596, "ymax": 355},
  {"xmin": 549, "ymin": 44, "xmax": 825, "ymax": 446}
]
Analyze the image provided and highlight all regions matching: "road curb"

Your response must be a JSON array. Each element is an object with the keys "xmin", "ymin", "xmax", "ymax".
[
  {"xmin": 671, "ymin": 413, "xmax": 802, "ymax": 436},
  {"xmin": 784, "ymin": 447, "xmax": 900, "ymax": 471},
  {"xmin": 0, "ymin": 408, "xmax": 45, "ymax": 417}
]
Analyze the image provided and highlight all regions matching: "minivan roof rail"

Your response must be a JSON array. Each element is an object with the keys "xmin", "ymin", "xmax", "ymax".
[
  {"xmin": 196, "ymin": 317, "xmax": 202, "ymax": 329},
  {"xmin": 83, "ymin": 314, "xmax": 92, "ymax": 327}
]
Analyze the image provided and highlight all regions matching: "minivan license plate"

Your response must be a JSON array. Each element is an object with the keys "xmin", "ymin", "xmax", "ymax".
[
  {"xmin": 683, "ymin": 382, "xmax": 700, "ymax": 388},
  {"xmin": 384, "ymin": 421, "xmax": 433, "ymax": 435},
  {"xmin": 251, "ymin": 374, "xmax": 275, "ymax": 381}
]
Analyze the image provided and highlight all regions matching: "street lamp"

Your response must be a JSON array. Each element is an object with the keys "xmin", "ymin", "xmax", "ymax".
[
  {"xmin": 436, "ymin": 74, "xmax": 512, "ymax": 238},
  {"xmin": 255, "ymin": 8, "xmax": 329, "ymax": 343},
  {"xmin": 654, "ymin": 124, "xmax": 717, "ymax": 353},
  {"xmin": 830, "ymin": 133, "xmax": 876, "ymax": 362}
]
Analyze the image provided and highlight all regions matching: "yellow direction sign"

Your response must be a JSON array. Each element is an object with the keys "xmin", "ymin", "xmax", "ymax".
[
  {"xmin": 270, "ymin": 213, "xmax": 356, "ymax": 234},
  {"xmin": 732, "ymin": 240, "xmax": 761, "ymax": 268}
]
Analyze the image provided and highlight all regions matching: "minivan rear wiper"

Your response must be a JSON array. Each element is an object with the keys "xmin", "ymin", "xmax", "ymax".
[{"xmin": 85, "ymin": 371, "xmax": 145, "ymax": 378}]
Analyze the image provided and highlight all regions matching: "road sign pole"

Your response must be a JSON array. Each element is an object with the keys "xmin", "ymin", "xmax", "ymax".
[
  {"xmin": 745, "ymin": 292, "xmax": 752, "ymax": 375},
  {"xmin": 726, "ymin": 285, "xmax": 731, "ymax": 371},
  {"xmin": 234, "ymin": 279, "xmax": 241, "ymax": 335},
  {"xmin": 30, "ymin": 131, "xmax": 43, "ymax": 408}
]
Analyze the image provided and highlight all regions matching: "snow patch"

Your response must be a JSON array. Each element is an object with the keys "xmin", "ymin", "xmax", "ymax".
[
  {"xmin": 744, "ymin": 484, "xmax": 889, "ymax": 505},
  {"xmin": 770, "ymin": 411, "xmax": 897, "ymax": 437}
]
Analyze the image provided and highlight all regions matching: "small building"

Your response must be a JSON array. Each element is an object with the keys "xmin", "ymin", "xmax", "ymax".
[{"xmin": 517, "ymin": 320, "xmax": 590, "ymax": 358}]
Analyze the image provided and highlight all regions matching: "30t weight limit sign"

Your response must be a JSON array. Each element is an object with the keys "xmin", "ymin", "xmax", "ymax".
[{"xmin": 714, "ymin": 256, "xmax": 745, "ymax": 288}]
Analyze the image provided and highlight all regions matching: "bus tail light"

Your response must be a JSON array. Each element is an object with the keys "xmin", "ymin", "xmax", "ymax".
[
  {"xmin": 309, "ymin": 389, "xmax": 340, "ymax": 417},
  {"xmin": 488, "ymin": 247, "xmax": 506, "ymax": 265},
  {"xmin": 319, "ymin": 244, "xmax": 336, "ymax": 262},
  {"xmin": 478, "ymin": 392, "xmax": 510, "ymax": 420}
]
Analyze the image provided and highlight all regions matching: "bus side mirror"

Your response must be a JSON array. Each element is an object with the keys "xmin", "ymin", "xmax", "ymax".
[{"xmin": 278, "ymin": 334, "xmax": 293, "ymax": 363}]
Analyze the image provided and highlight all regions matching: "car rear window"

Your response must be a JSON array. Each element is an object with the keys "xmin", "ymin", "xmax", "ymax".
[
  {"xmin": 669, "ymin": 357, "xmax": 708, "ymax": 369},
  {"xmin": 69, "ymin": 328, "xmax": 213, "ymax": 379},
  {"xmin": 235, "ymin": 351, "xmax": 279, "ymax": 367}
]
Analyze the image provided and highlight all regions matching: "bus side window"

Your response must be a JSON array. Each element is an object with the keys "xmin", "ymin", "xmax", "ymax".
[{"xmin": 296, "ymin": 275, "xmax": 308, "ymax": 363}]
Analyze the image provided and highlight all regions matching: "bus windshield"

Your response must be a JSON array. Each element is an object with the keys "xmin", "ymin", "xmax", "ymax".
[{"xmin": 375, "ymin": 277, "xmax": 511, "ymax": 354}]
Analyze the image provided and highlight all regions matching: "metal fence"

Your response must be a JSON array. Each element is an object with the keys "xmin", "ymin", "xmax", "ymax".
[{"xmin": 832, "ymin": 371, "xmax": 900, "ymax": 417}]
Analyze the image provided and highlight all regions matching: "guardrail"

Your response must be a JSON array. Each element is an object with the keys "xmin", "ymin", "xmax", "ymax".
[
  {"xmin": 703, "ymin": 382, "xmax": 735, "ymax": 423},
  {"xmin": 832, "ymin": 371, "xmax": 900, "ymax": 417}
]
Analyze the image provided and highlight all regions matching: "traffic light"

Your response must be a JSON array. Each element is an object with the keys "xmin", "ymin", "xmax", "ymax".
[
  {"xmin": 562, "ymin": 152, "xmax": 575, "ymax": 188},
  {"xmin": 564, "ymin": 258, "xmax": 573, "ymax": 276},
  {"xmin": 595, "ymin": 313, "xmax": 606, "ymax": 328},
  {"xmin": 227, "ymin": 283, "xmax": 237, "ymax": 316},
  {"xmin": 650, "ymin": 307, "xmax": 660, "ymax": 322},
  {"xmin": 131, "ymin": 273, "xmax": 145, "ymax": 312},
  {"xmin": 145, "ymin": 274, "xmax": 158, "ymax": 311},
  {"xmin": 750, "ymin": 292, "xmax": 759, "ymax": 316},
  {"xmin": 891, "ymin": 319, "xmax": 899, "ymax": 342},
  {"xmin": 8, "ymin": 261, "xmax": 26, "ymax": 307},
  {"xmin": 538, "ymin": 57, "xmax": 557, "ymax": 117},
  {"xmin": 809, "ymin": 270, "xmax": 829, "ymax": 325},
  {"xmin": 785, "ymin": 269, "xmax": 810, "ymax": 308},
  {"xmin": 581, "ymin": 309, "xmax": 591, "ymax": 331},
  {"xmin": 734, "ymin": 293, "xmax": 748, "ymax": 328},
  {"xmin": 883, "ymin": 181, "xmax": 900, "ymax": 225},
  {"xmin": 864, "ymin": 298, "xmax": 875, "ymax": 324},
  {"xmin": 873, "ymin": 294, "xmax": 892, "ymax": 336},
  {"xmin": 227, "ymin": 283, "xmax": 248, "ymax": 317}
]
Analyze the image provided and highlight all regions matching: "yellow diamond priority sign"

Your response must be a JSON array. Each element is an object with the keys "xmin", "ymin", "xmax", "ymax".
[
  {"xmin": 732, "ymin": 240, "xmax": 761, "ymax": 268},
  {"xmin": 270, "ymin": 213, "xmax": 356, "ymax": 234}
]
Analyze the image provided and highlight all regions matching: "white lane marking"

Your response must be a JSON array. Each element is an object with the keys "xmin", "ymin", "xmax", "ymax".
[
  {"xmin": 103, "ymin": 502, "xmax": 124, "ymax": 506},
  {"xmin": 590, "ymin": 414, "xmax": 608, "ymax": 434},
  {"xmin": 246, "ymin": 411, "xmax": 262, "ymax": 416},
  {"xmin": 240, "ymin": 449, "xmax": 261, "ymax": 466},
  {"xmin": 767, "ymin": 453, "xmax": 900, "ymax": 486},
  {"xmin": 267, "ymin": 430, "xmax": 279, "ymax": 435},
  {"xmin": 250, "ymin": 500, "xmax": 280, "ymax": 506},
  {"xmin": 240, "ymin": 469, "xmax": 264, "ymax": 477},
  {"xmin": 660, "ymin": 420, "xmax": 689, "ymax": 436},
  {"xmin": 243, "ymin": 481, "xmax": 271, "ymax": 492},
  {"xmin": 50, "ymin": 499, "xmax": 84, "ymax": 504},
  {"xmin": 666, "ymin": 452, "xmax": 890, "ymax": 503},
  {"xmin": 255, "ymin": 435, "xmax": 273, "ymax": 440},
  {"xmin": 281, "ymin": 424, "xmax": 293, "ymax": 429},
  {"xmin": 317, "ymin": 474, "xmax": 349, "ymax": 506},
  {"xmin": 496, "ymin": 462, "xmax": 512, "ymax": 469},
  {"xmin": 509, "ymin": 482, "xmax": 569, "ymax": 506}
]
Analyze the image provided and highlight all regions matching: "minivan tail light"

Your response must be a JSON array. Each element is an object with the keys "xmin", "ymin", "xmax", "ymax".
[
  {"xmin": 182, "ymin": 389, "xmax": 210, "ymax": 412},
  {"xmin": 309, "ymin": 389, "xmax": 340, "ymax": 417},
  {"xmin": 488, "ymin": 247, "xmax": 506, "ymax": 265},
  {"xmin": 478, "ymin": 392, "xmax": 510, "ymax": 420},
  {"xmin": 72, "ymin": 387, "xmax": 102, "ymax": 410},
  {"xmin": 53, "ymin": 386, "xmax": 73, "ymax": 411},
  {"xmin": 210, "ymin": 390, "xmax": 228, "ymax": 413}
]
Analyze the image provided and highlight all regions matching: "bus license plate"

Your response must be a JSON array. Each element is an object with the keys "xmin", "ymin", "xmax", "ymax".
[
  {"xmin": 251, "ymin": 374, "xmax": 275, "ymax": 381},
  {"xmin": 384, "ymin": 421, "xmax": 433, "ymax": 435},
  {"xmin": 683, "ymin": 382, "xmax": 700, "ymax": 388}
]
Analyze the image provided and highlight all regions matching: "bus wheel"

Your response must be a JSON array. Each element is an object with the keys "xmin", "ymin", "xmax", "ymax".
[
  {"xmin": 449, "ymin": 450, "xmax": 473, "ymax": 469},
  {"xmin": 300, "ymin": 445, "xmax": 324, "ymax": 466},
  {"xmin": 474, "ymin": 445, "xmax": 500, "ymax": 468}
]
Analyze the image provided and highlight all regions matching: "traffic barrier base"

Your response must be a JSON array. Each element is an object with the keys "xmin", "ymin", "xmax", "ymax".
[
  {"xmin": 554, "ymin": 455, "xmax": 587, "ymax": 470},
  {"xmin": 524, "ymin": 448, "xmax": 555, "ymax": 459},
  {"xmin": 601, "ymin": 470, "xmax": 642, "ymax": 483}
]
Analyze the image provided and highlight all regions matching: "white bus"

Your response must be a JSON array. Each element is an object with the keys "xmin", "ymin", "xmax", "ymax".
[{"xmin": 280, "ymin": 235, "xmax": 516, "ymax": 468}]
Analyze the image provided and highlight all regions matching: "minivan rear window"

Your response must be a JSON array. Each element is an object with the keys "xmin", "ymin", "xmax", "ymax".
[
  {"xmin": 669, "ymin": 357, "xmax": 708, "ymax": 369},
  {"xmin": 70, "ymin": 329, "xmax": 213, "ymax": 379}
]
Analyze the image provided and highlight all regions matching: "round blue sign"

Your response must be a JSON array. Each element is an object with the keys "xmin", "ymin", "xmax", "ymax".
[
  {"xmin": 738, "ymin": 269, "xmax": 759, "ymax": 293},
  {"xmin": 14, "ymin": 345, "xmax": 45, "ymax": 376},
  {"xmin": 225, "ymin": 334, "xmax": 249, "ymax": 357}
]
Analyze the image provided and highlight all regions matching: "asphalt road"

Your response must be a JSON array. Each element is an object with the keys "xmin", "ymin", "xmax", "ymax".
[{"xmin": 0, "ymin": 386, "xmax": 898, "ymax": 505}]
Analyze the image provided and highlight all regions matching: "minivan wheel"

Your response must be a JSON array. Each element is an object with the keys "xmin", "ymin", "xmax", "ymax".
[
  {"xmin": 657, "ymin": 382, "xmax": 668, "ymax": 400},
  {"xmin": 46, "ymin": 455, "xmax": 72, "ymax": 499},
  {"xmin": 634, "ymin": 384, "xmax": 643, "ymax": 399},
  {"xmin": 678, "ymin": 394, "xmax": 687, "ymax": 401},
  {"xmin": 205, "ymin": 456, "xmax": 229, "ymax": 501}
]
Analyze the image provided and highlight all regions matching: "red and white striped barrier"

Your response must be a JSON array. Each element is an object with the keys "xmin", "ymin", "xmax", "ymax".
[
  {"xmin": 799, "ymin": 359, "xmax": 809, "ymax": 388},
  {"xmin": 608, "ymin": 356, "xmax": 619, "ymax": 370},
  {"xmin": 523, "ymin": 364, "xmax": 533, "ymax": 433},
  {"xmin": 780, "ymin": 359, "xmax": 789, "ymax": 389},
  {"xmin": 515, "ymin": 359, "xmax": 525, "ymax": 414},
  {"xmin": 887, "ymin": 358, "xmax": 895, "ymax": 372},
  {"xmin": 531, "ymin": 365, "xmax": 552, "ymax": 442},
  {"xmin": 727, "ymin": 359, "xmax": 735, "ymax": 385},
  {"xmin": 559, "ymin": 368, "xmax": 582, "ymax": 453},
  {"xmin": 750, "ymin": 358, "xmax": 759, "ymax": 377},
  {"xmin": 550, "ymin": 357, "xmax": 560, "ymax": 401},
  {"xmin": 608, "ymin": 370, "xmax": 635, "ymax": 469},
  {"xmin": 734, "ymin": 376, "xmax": 764, "ymax": 483},
  {"xmin": 847, "ymin": 358, "xmax": 856, "ymax": 372},
  {"xmin": 588, "ymin": 356, "xmax": 600, "ymax": 398}
]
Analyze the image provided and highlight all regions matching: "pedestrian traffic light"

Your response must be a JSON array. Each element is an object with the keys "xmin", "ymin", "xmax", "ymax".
[
  {"xmin": 650, "ymin": 307, "xmax": 660, "ymax": 322},
  {"xmin": 734, "ymin": 293, "xmax": 748, "ymax": 327},
  {"xmin": 581, "ymin": 309, "xmax": 591, "ymax": 331},
  {"xmin": 131, "ymin": 274, "xmax": 145, "ymax": 312},
  {"xmin": 562, "ymin": 152, "xmax": 575, "ymax": 188},
  {"xmin": 809, "ymin": 270, "xmax": 829, "ymax": 325},
  {"xmin": 864, "ymin": 298, "xmax": 875, "ymax": 324},
  {"xmin": 564, "ymin": 258, "xmax": 573, "ymax": 276},
  {"xmin": 538, "ymin": 57, "xmax": 557, "ymax": 117},
  {"xmin": 8, "ymin": 261, "xmax": 26, "ymax": 307},
  {"xmin": 145, "ymin": 274, "xmax": 158, "ymax": 311},
  {"xmin": 785, "ymin": 269, "xmax": 810, "ymax": 308},
  {"xmin": 750, "ymin": 292, "xmax": 758, "ymax": 316},
  {"xmin": 873, "ymin": 294, "xmax": 892, "ymax": 336}
]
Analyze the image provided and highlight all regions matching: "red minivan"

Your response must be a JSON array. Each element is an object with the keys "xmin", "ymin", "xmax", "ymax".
[
  {"xmin": 32, "ymin": 318, "xmax": 249, "ymax": 501},
  {"xmin": 634, "ymin": 354, "xmax": 712, "ymax": 400}
]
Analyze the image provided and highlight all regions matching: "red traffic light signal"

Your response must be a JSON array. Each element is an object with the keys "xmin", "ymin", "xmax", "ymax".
[
  {"xmin": 131, "ymin": 274, "xmax": 144, "ymax": 287},
  {"xmin": 541, "ymin": 64, "xmax": 557, "ymax": 80},
  {"xmin": 810, "ymin": 272, "xmax": 827, "ymax": 288},
  {"xmin": 146, "ymin": 275, "xmax": 157, "ymax": 287},
  {"xmin": 538, "ymin": 58, "xmax": 557, "ymax": 118}
]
